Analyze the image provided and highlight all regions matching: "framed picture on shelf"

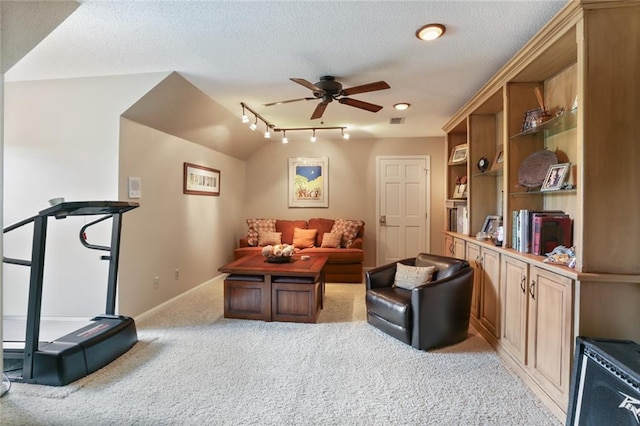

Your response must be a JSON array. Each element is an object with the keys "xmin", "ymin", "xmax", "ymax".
[
  {"xmin": 452, "ymin": 184, "xmax": 467, "ymax": 199},
  {"xmin": 490, "ymin": 145, "xmax": 504, "ymax": 172},
  {"xmin": 541, "ymin": 162, "xmax": 571, "ymax": 191},
  {"xmin": 183, "ymin": 162, "xmax": 220, "ymax": 196},
  {"xmin": 481, "ymin": 215, "xmax": 502, "ymax": 235},
  {"xmin": 521, "ymin": 107, "xmax": 543, "ymax": 132},
  {"xmin": 448, "ymin": 144, "xmax": 468, "ymax": 165}
]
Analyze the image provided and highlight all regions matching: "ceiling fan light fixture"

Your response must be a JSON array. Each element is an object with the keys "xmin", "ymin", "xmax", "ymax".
[
  {"xmin": 282, "ymin": 130, "xmax": 288, "ymax": 144},
  {"xmin": 416, "ymin": 23, "xmax": 446, "ymax": 41},
  {"xmin": 394, "ymin": 103, "xmax": 411, "ymax": 110},
  {"xmin": 342, "ymin": 128, "xmax": 350, "ymax": 140},
  {"xmin": 310, "ymin": 129, "xmax": 317, "ymax": 143}
]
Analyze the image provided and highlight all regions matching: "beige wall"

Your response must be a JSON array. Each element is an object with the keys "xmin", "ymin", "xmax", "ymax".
[
  {"xmin": 3, "ymin": 73, "xmax": 168, "ymax": 317},
  {"xmin": 118, "ymin": 119, "xmax": 245, "ymax": 316},
  {"xmin": 241, "ymin": 136, "xmax": 446, "ymax": 267}
]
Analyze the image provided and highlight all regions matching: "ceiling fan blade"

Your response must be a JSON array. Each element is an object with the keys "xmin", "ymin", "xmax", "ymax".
[
  {"xmin": 339, "ymin": 97, "xmax": 383, "ymax": 113},
  {"xmin": 290, "ymin": 78, "xmax": 322, "ymax": 92},
  {"xmin": 310, "ymin": 102, "xmax": 328, "ymax": 120},
  {"xmin": 341, "ymin": 81, "xmax": 390, "ymax": 96},
  {"xmin": 262, "ymin": 97, "xmax": 315, "ymax": 107}
]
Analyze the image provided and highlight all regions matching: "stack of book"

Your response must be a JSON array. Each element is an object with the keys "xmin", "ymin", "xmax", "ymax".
[{"xmin": 511, "ymin": 210, "xmax": 572, "ymax": 255}]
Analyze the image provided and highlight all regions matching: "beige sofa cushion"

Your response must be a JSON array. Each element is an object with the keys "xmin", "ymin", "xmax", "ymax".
[
  {"xmin": 330, "ymin": 219, "xmax": 364, "ymax": 248},
  {"xmin": 321, "ymin": 232, "xmax": 342, "ymax": 248},
  {"xmin": 246, "ymin": 219, "xmax": 276, "ymax": 246}
]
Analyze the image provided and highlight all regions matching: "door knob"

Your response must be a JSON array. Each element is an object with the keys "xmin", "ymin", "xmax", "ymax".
[{"xmin": 379, "ymin": 215, "xmax": 386, "ymax": 225}]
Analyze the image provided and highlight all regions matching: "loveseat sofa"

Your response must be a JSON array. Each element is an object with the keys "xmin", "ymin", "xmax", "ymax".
[{"xmin": 234, "ymin": 218, "xmax": 364, "ymax": 283}]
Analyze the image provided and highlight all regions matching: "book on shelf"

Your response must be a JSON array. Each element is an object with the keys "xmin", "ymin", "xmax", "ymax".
[
  {"xmin": 532, "ymin": 215, "xmax": 573, "ymax": 255},
  {"xmin": 457, "ymin": 205, "xmax": 469, "ymax": 234},
  {"xmin": 512, "ymin": 209, "xmax": 567, "ymax": 253}
]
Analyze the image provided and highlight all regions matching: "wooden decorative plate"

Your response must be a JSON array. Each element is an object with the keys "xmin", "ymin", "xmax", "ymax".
[{"xmin": 518, "ymin": 150, "xmax": 558, "ymax": 188}]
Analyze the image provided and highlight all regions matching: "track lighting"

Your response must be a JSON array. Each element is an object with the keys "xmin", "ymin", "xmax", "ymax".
[
  {"xmin": 240, "ymin": 103, "xmax": 350, "ymax": 144},
  {"xmin": 241, "ymin": 105, "xmax": 250, "ymax": 123},
  {"xmin": 273, "ymin": 126, "xmax": 349, "ymax": 143},
  {"xmin": 241, "ymin": 102, "xmax": 274, "ymax": 135}
]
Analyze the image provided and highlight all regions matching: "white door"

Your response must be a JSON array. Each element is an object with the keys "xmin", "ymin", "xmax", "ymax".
[{"xmin": 376, "ymin": 156, "xmax": 430, "ymax": 265}]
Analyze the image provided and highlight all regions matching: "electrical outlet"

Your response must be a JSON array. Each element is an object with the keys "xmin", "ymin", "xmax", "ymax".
[
  {"xmin": 174, "ymin": 269, "xmax": 180, "ymax": 280},
  {"xmin": 153, "ymin": 277, "xmax": 160, "ymax": 288}
]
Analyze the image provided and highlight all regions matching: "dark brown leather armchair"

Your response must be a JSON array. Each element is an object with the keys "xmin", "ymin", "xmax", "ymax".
[{"xmin": 365, "ymin": 253, "xmax": 474, "ymax": 350}]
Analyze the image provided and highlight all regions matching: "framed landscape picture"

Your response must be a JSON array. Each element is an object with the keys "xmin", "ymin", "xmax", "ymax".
[{"xmin": 288, "ymin": 157, "xmax": 328, "ymax": 208}]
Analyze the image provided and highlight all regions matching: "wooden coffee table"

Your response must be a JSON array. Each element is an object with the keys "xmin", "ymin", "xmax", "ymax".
[{"xmin": 218, "ymin": 254, "xmax": 328, "ymax": 323}]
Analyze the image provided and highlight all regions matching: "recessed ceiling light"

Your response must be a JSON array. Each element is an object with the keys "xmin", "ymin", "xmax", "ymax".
[
  {"xmin": 416, "ymin": 23, "xmax": 446, "ymax": 41},
  {"xmin": 394, "ymin": 103, "xmax": 411, "ymax": 111}
]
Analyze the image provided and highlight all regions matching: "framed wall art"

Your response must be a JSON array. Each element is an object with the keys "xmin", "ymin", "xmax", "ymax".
[
  {"xmin": 183, "ymin": 162, "xmax": 220, "ymax": 196},
  {"xmin": 288, "ymin": 157, "xmax": 328, "ymax": 208},
  {"xmin": 448, "ymin": 144, "xmax": 468, "ymax": 165}
]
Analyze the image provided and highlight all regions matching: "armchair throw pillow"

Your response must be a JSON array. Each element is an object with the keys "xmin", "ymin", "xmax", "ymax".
[{"xmin": 393, "ymin": 263, "xmax": 436, "ymax": 290}]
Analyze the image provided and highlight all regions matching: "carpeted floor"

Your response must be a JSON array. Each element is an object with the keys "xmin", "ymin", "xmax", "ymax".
[{"xmin": 1, "ymin": 278, "xmax": 561, "ymax": 425}]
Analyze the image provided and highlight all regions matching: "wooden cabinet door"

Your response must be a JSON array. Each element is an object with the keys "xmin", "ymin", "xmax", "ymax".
[
  {"xmin": 480, "ymin": 247, "xmax": 501, "ymax": 338},
  {"xmin": 500, "ymin": 255, "xmax": 529, "ymax": 366},
  {"xmin": 527, "ymin": 266, "xmax": 573, "ymax": 408},
  {"xmin": 453, "ymin": 238, "xmax": 466, "ymax": 259},
  {"xmin": 444, "ymin": 235, "xmax": 454, "ymax": 257},
  {"xmin": 466, "ymin": 242, "xmax": 482, "ymax": 319}
]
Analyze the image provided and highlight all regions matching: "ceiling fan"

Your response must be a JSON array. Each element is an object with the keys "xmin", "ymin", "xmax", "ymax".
[{"xmin": 263, "ymin": 76, "xmax": 390, "ymax": 120}]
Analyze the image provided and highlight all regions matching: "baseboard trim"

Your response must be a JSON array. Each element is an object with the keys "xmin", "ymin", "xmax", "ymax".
[{"xmin": 134, "ymin": 274, "xmax": 225, "ymax": 323}]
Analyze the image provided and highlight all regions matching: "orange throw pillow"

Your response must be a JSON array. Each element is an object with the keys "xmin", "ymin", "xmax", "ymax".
[{"xmin": 293, "ymin": 228, "xmax": 317, "ymax": 249}]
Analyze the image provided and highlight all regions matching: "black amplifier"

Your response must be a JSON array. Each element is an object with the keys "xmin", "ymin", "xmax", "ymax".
[{"xmin": 567, "ymin": 337, "xmax": 640, "ymax": 425}]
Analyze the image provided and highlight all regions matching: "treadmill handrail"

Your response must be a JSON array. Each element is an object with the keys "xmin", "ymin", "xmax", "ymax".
[
  {"xmin": 79, "ymin": 215, "xmax": 113, "ymax": 252},
  {"xmin": 3, "ymin": 214, "xmax": 37, "ymax": 267}
]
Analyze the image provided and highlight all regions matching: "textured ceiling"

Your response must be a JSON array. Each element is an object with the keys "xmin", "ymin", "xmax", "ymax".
[{"xmin": 5, "ymin": 0, "xmax": 569, "ymax": 141}]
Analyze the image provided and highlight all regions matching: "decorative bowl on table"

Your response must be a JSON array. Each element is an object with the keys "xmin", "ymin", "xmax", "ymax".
[{"xmin": 262, "ymin": 244, "xmax": 295, "ymax": 263}]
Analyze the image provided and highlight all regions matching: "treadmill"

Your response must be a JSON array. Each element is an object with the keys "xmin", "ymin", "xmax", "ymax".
[{"xmin": 3, "ymin": 201, "xmax": 139, "ymax": 386}]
